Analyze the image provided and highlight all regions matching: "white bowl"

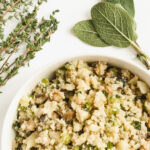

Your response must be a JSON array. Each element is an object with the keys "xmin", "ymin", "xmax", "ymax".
[{"xmin": 1, "ymin": 55, "xmax": 150, "ymax": 150}]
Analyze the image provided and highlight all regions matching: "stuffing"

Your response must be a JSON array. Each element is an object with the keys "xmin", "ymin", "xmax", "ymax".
[
  {"xmin": 116, "ymin": 140, "xmax": 129, "ymax": 150},
  {"xmin": 73, "ymin": 121, "xmax": 82, "ymax": 132},
  {"xmin": 63, "ymin": 110, "xmax": 75, "ymax": 121},
  {"xmin": 13, "ymin": 61, "xmax": 150, "ymax": 150},
  {"xmin": 21, "ymin": 120, "xmax": 36, "ymax": 132},
  {"xmin": 76, "ymin": 108, "xmax": 89, "ymax": 122},
  {"xmin": 137, "ymin": 81, "xmax": 149, "ymax": 94},
  {"xmin": 50, "ymin": 89, "xmax": 65, "ymax": 102},
  {"xmin": 35, "ymin": 130, "xmax": 50, "ymax": 146}
]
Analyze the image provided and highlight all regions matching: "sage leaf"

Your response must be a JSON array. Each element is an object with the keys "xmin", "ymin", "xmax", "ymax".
[
  {"xmin": 91, "ymin": 2, "xmax": 137, "ymax": 48},
  {"xmin": 105, "ymin": 0, "xmax": 135, "ymax": 17},
  {"xmin": 73, "ymin": 20, "xmax": 109, "ymax": 47}
]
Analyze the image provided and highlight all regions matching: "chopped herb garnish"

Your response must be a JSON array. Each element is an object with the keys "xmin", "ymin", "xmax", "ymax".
[
  {"xmin": 29, "ymin": 93, "xmax": 34, "ymax": 98},
  {"xmin": 125, "ymin": 113, "xmax": 136, "ymax": 118},
  {"xmin": 116, "ymin": 94, "xmax": 121, "ymax": 98},
  {"xmin": 77, "ymin": 91, "xmax": 82, "ymax": 94},
  {"xmin": 103, "ymin": 90, "xmax": 108, "ymax": 97},
  {"xmin": 107, "ymin": 142, "xmax": 114, "ymax": 149},
  {"xmin": 120, "ymin": 105, "xmax": 126, "ymax": 111},
  {"xmin": 65, "ymin": 62, "xmax": 73, "ymax": 70},
  {"xmin": 111, "ymin": 68, "xmax": 118, "ymax": 74},
  {"xmin": 12, "ymin": 121, "xmax": 20, "ymax": 132},
  {"xmin": 85, "ymin": 102, "xmax": 92, "ymax": 112},
  {"xmin": 135, "ymin": 141, "xmax": 138, "ymax": 145},
  {"xmin": 111, "ymin": 108, "xmax": 118, "ymax": 115},
  {"xmin": 18, "ymin": 105, "xmax": 27, "ymax": 112},
  {"xmin": 108, "ymin": 119, "xmax": 115, "ymax": 126},
  {"xmin": 133, "ymin": 121, "xmax": 141, "ymax": 130}
]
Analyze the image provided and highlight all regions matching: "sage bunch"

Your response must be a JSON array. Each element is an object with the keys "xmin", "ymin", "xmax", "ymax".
[{"xmin": 73, "ymin": 0, "xmax": 150, "ymax": 69}]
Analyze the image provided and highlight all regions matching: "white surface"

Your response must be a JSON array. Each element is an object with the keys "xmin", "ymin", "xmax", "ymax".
[{"xmin": 0, "ymin": 0, "xmax": 150, "ymax": 146}]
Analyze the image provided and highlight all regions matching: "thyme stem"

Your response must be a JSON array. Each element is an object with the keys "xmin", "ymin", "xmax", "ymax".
[
  {"xmin": 1, "ymin": 29, "xmax": 53, "ymax": 86},
  {"xmin": 0, "ymin": 4, "xmax": 59, "ymax": 87},
  {"xmin": 0, "ymin": 6, "xmax": 39, "ymax": 53},
  {"xmin": 0, "ymin": 18, "xmax": 49, "ymax": 74},
  {"xmin": 3, "ymin": 0, "xmax": 21, "ymax": 17},
  {"xmin": 0, "ymin": 30, "xmax": 35, "ymax": 73}
]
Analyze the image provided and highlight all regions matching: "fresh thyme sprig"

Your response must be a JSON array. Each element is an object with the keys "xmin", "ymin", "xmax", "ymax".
[
  {"xmin": 0, "ymin": 15, "xmax": 39, "ymax": 73},
  {"xmin": 0, "ymin": 0, "xmax": 48, "ymax": 42},
  {"xmin": 2, "ymin": 0, "xmax": 21, "ymax": 17},
  {"xmin": 0, "ymin": 11, "xmax": 59, "ymax": 86},
  {"xmin": 0, "ymin": 0, "xmax": 33, "ymax": 40},
  {"xmin": 0, "ymin": 6, "xmax": 39, "ymax": 55},
  {"xmin": 0, "ymin": 27, "xmax": 36, "ymax": 73}
]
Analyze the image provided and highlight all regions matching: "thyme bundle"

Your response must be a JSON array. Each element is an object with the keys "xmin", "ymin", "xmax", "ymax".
[{"xmin": 0, "ymin": 0, "xmax": 59, "ymax": 87}]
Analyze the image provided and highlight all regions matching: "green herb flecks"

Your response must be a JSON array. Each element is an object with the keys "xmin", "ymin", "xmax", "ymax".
[
  {"xmin": 12, "ymin": 121, "xmax": 20, "ymax": 132},
  {"xmin": 85, "ymin": 101, "xmax": 92, "ymax": 112},
  {"xmin": 133, "ymin": 120, "xmax": 141, "ymax": 130},
  {"xmin": 107, "ymin": 141, "xmax": 114, "ymax": 149}
]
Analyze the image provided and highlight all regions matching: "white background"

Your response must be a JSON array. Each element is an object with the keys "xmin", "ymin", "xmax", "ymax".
[{"xmin": 0, "ymin": 0, "xmax": 150, "ymax": 145}]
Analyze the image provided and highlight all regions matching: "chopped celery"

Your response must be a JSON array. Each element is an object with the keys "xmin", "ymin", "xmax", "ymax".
[
  {"xmin": 85, "ymin": 102, "xmax": 92, "ymax": 111},
  {"xmin": 111, "ymin": 108, "xmax": 118, "ymax": 115},
  {"xmin": 107, "ymin": 142, "xmax": 114, "ymax": 149},
  {"xmin": 61, "ymin": 132, "xmax": 71, "ymax": 144},
  {"xmin": 111, "ymin": 68, "xmax": 118, "ymax": 74},
  {"xmin": 42, "ymin": 78, "xmax": 49, "ymax": 84},
  {"xmin": 73, "ymin": 146, "xmax": 80, "ymax": 150},
  {"xmin": 109, "ymin": 96, "xmax": 121, "ymax": 104}
]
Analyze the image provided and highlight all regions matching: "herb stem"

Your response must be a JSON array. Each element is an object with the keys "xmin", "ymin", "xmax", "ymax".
[
  {"xmin": 23, "ymin": 32, "xmax": 42, "ymax": 56},
  {"xmin": 0, "ymin": 2, "xmax": 59, "ymax": 87},
  {"xmin": 0, "ymin": 7, "xmax": 39, "ymax": 54},
  {"xmin": 2, "ymin": 0, "xmax": 21, "ymax": 17},
  {"xmin": 0, "ymin": 29, "xmax": 36, "ymax": 74},
  {"xmin": 0, "ymin": 18, "xmax": 47, "ymax": 74},
  {"xmin": 0, "ymin": 29, "xmax": 53, "ymax": 86},
  {"xmin": 131, "ymin": 41, "xmax": 150, "ymax": 69}
]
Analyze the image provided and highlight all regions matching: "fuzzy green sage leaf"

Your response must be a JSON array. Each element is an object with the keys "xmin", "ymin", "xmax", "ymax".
[
  {"xmin": 73, "ymin": 20, "xmax": 109, "ymax": 47},
  {"xmin": 105, "ymin": 0, "xmax": 135, "ymax": 17},
  {"xmin": 91, "ymin": 2, "xmax": 137, "ymax": 48}
]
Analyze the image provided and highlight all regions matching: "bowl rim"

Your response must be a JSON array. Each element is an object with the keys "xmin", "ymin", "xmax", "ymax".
[{"xmin": 1, "ymin": 54, "xmax": 150, "ymax": 150}]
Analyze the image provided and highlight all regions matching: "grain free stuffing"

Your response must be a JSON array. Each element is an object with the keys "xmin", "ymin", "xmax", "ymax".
[{"xmin": 13, "ymin": 60, "xmax": 150, "ymax": 150}]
